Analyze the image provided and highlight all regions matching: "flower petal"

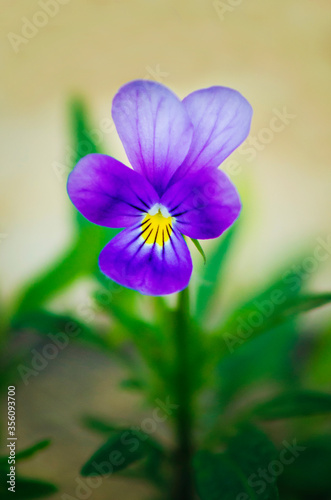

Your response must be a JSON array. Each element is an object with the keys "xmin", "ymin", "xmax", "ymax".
[
  {"xmin": 161, "ymin": 168, "xmax": 241, "ymax": 239},
  {"xmin": 67, "ymin": 153, "xmax": 159, "ymax": 228},
  {"xmin": 112, "ymin": 80, "xmax": 193, "ymax": 195},
  {"xmin": 99, "ymin": 222, "xmax": 192, "ymax": 296},
  {"xmin": 172, "ymin": 86, "xmax": 252, "ymax": 180}
]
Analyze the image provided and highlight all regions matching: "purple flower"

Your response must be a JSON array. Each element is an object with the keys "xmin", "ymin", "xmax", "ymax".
[{"xmin": 67, "ymin": 80, "xmax": 252, "ymax": 296}]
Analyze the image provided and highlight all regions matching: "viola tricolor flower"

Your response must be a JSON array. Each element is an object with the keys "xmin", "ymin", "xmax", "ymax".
[{"xmin": 67, "ymin": 80, "xmax": 252, "ymax": 295}]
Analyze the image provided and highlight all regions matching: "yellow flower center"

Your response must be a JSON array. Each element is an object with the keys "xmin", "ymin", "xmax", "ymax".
[{"xmin": 141, "ymin": 209, "xmax": 173, "ymax": 246}]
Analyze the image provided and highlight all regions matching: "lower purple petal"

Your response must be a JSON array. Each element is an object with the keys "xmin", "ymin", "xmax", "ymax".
[{"xmin": 99, "ymin": 223, "xmax": 192, "ymax": 296}]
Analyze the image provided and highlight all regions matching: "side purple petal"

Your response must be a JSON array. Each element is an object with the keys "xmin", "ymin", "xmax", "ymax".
[
  {"xmin": 112, "ymin": 80, "xmax": 193, "ymax": 195},
  {"xmin": 67, "ymin": 153, "xmax": 159, "ymax": 228},
  {"xmin": 99, "ymin": 223, "xmax": 192, "ymax": 296},
  {"xmin": 161, "ymin": 168, "xmax": 241, "ymax": 239},
  {"xmin": 170, "ymin": 86, "xmax": 253, "ymax": 182}
]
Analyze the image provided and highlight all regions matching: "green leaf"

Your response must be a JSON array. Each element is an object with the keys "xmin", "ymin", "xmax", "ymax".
[
  {"xmin": 0, "ymin": 477, "xmax": 57, "ymax": 499},
  {"xmin": 194, "ymin": 451, "xmax": 258, "ymax": 500},
  {"xmin": 69, "ymin": 98, "xmax": 101, "ymax": 163},
  {"xmin": 195, "ymin": 225, "xmax": 237, "ymax": 320},
  {"xmin": 279, "ymin": 435, "xmax": 331, "ymax": 496},
  {"xmin": 0, "ymin": 440, "xmax": 51, "ymax": 468},
  {"xmin": 209, "ymin": 269, "xmax": 304, "ymax": 410},
  {"xmin": 13, "ymin": 224, "xmax": 112, "ymax": 316},
  {"xmin": 226, "ymin": 424, "xmax": 279, "ymax": 500},
  {"xmin": 81, "ymin": 431, "xmax": 153, "ymax": 476},
  {"xmin": 195, "ymin": 425, "xmax": 279, "ymax": 500},
  {"xmin": 0, "ymin": 355, "xmax": 28, "ymax": 396},
  {"xmin": 11, "ymin": 310, "xmax": 110, "ymax": 351},
  {"xmin": 119, "ymin": 378, "xmax": 146, "ymax": 391},
  {"xmin": 142, "ymin": 448, "xmax": 166, "ymax": 487},
  {"xmin": 81, "ymin": 419, "xmax": 166, "ymax": 486},
  {"xmin": 213, "ymin": 293, "xmax": 331, "ymax": 411},
  {"xmin": 11, "ymin": 99, "xmax": 116, "ymax": 318},
  {"xmin": 279, "ymin": 293, "xmax": 331, "ymax": 316},
  {"xmin": 306, "ymin": 320, "xmax": 331, "ymax": 388},
  {"xmin": 252, "ymin": 390, "xmax": 331, "ymax": 420},
  {"xmin": 213, "ymin": 322, "xmax": 298, "ymax": 414},
  {"xmin": 190, "ymin": 238, "xmax": 206, "ymax": 265},
  {"xmin": 104, "ymin": 303, "xmax": 171, "ymax": 380},
  {"xmin": 82, "ymin": 416, "xmax": 125, "ymax": 435},
  {"xmin": 218, "ymin": 266, "xmax": 304, "ymax": 342},
  {"xmin": 218, "ymin": 293, "xmax": 331, "ymax": 356}
]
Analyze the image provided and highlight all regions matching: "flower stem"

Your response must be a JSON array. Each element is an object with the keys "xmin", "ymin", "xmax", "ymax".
[{"xmin": 173, "ymin": 287, "xmax": 195, "ymax": 500}]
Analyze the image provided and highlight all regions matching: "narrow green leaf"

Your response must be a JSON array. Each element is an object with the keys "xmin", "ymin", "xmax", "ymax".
[
  {"xmin": 11, "ymin": 310, "xmax": 110, "ymax": 351},
  {"xmin": 81, "ymin": 431, "xmax": 152, "ymax": 476},
  {"xmin": 194, "ymin": 451, "xmax": 258, "ymax": 500},
  {"xmin": 82, "ymin": 417, "xmax": 164, "ymax": 453},
  {"xmin": 279, "ymin": 435, "xmax": 331, "ymax": 496},
  {"xmin": 226, "ymin": 424, "xmax": 279, "ymax": 500},
  {"xmin": 0, "ymin": 355, "xmax": 28, "ymax": 396},
  {"xmin": 195, "ymin": 425, "xmax": 279, "ymax": 500},
  {"xmin": 13, "ymin": 225, "xmax": 112, "ymax": 316},
  {"xmin": 15, "ymin": 440, "xmax": 51, "ymax": 462},
  {"xmin": 306, "ymin": 320, "xmax": 331, "ymax": 388},
  {"xmin": 82, "ymin": 416, "xmax": 125, "ymax": 435},
  {"xmin": 69, "ymin": 98, "xmax": 101, "ymax": 164},
  {"xmin": 218, "ymin": 264, "xmax": 305, "ymax": 338},
  {"xmin": 210, "ymin": 269, "xmax": 304, "ymax": 406},
  {"xmin": 80, "ymin": 421, "xmax": 165, "ymax": 486},
  {"xmin": 120, "ymin": 378, "xmax": 146, "ymax": 391},
  {"xmin": 252, "ymin": 390, "xmax": 331, "ymax": 420},
  {"xmin": 190, "ymin": 238, "xmax": 206, "ymax": 265},
  {"xmin": 218, "ymin": 293, "xmax": 331, "ymax": 356},
  {"xmin": 281, "ymin": 293, "xmax": 331, "ymax": 316},
  {"xmin": 214, "ymin": 322, "xmax": 298, "ymax": 412},
  {"xmin": 142, "ymin": 448, "xmax": 166, "ymax": 487},
  {"xmin": 0, "ymin": 440, "xmax": 51, "ymax": 470},
  {"xmin": 196, "ymin": 225, "xmax": 237, "ymax": 319},
  {"xmin": 105, "ymin": 303, "xmax": 171, "ymax": 380},
  {"xmin": 212, "ymin": 293, "xmax": 331, "ymax": 410}
]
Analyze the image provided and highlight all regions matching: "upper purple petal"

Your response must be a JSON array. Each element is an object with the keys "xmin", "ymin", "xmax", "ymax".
[
  {"xmin": 161, "ymin": 167, "xmax": 241, "ymax": 239},
  {"xmin": 170, "ymin": 86, "xmax": 253, "ymax": 182},
  {"xmin": 112, "ymin": 80, "xmax": 194, "ymax": 196},
  {"xmin": 67, "ymin": 153, "xmax": 159, "ymax": 228},
  {"xmin": 99, "ymin": 223, "xmax": 192, "ymax": 296}
]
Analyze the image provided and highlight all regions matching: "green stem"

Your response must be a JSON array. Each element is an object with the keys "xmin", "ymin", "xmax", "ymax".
[{"xmin": 173, "ymin": 287, "xmax": 195, "ymax": 500}]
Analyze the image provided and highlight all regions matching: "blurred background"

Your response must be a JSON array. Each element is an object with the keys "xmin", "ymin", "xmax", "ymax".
[
  {"xmin": 1, "ymin": 1, "xmax": 331, "ymax": 499},
  {"xmin": 2, "ymin": 0, "xmax": 331, "ymax": 297}
]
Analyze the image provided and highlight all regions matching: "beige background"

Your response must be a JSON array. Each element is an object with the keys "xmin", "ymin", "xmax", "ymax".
[{"xmin": 1, "ymin": 1, "xmax": 331, "ymax": 497}]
